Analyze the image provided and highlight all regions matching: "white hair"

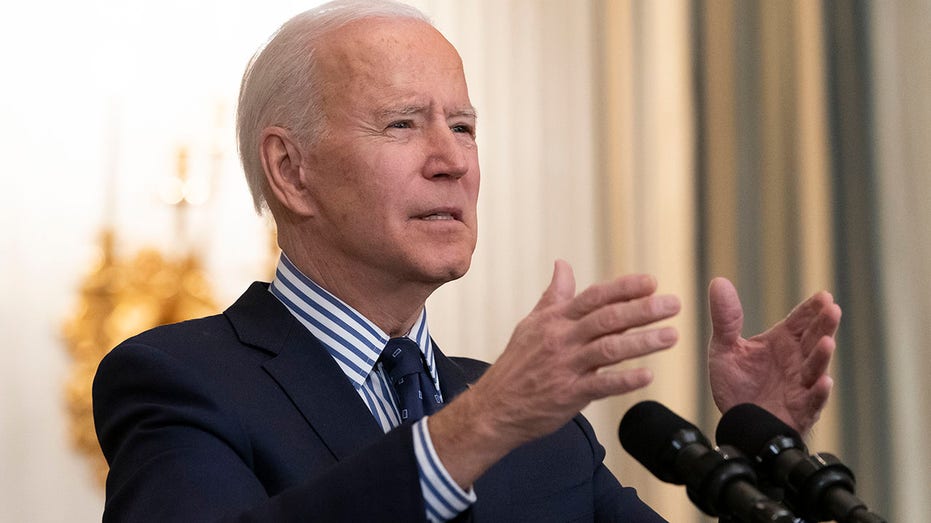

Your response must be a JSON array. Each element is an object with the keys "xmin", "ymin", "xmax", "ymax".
[{"xmin": 236, "ymin": 0, "xmax": 432, "ymax": 213}]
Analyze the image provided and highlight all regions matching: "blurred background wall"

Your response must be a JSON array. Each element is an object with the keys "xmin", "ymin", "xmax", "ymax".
[{"xmin": 1, "ymin": 1, "xmax": 927, "ymax": 521}]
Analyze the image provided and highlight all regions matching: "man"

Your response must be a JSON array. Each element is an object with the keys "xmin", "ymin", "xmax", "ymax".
[{"xmin": 93, "ymin": 1, "xmax": 841, "ymax": 521}]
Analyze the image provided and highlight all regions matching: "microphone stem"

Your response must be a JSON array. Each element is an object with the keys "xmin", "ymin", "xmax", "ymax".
[{"xmin": 722, "ymin": 481, "xmax": 796, "ymax": 523}]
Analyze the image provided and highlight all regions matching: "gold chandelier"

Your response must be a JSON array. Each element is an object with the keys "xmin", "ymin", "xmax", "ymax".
[{"xmin": 61, "ymin": 147, "xmax": 222, "ymax": 485}]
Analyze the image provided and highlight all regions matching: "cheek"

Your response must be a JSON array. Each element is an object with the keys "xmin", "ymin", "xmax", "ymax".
[
  {"xmin": 368, "ymin": 149, "xmax": 421, "ymax": 192},
  {"xmin": 320, "ymin": 148, "xmax": 397, "ymax": 208}
]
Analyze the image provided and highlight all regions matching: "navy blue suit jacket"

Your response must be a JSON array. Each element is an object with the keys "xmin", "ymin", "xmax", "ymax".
[{"xmin": 93, "ymin": 282, "xmax": 666, "ymax": 522}]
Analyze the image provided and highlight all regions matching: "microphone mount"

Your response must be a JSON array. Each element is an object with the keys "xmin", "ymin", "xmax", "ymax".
[
  {"xmin": 717, "ymin": 403, "xmax": 887, "ymax": 523},
  {"xmin": 620, "ymin": 401, "xmax": 797, "ymax": 523}
]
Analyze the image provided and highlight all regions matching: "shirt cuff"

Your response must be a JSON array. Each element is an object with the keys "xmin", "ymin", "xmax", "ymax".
[{"xmin": 413, "ymin": 417, "xmax": 477, "ymax": 522}]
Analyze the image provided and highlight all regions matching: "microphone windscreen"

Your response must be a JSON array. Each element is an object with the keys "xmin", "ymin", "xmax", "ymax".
[
  {"xmin": 715, "ymin": 403, "xmax": 803, "ymax": 454},
  {"xmin": 619, "ymin": 400, "xmax": 705, "ymax": 482}
]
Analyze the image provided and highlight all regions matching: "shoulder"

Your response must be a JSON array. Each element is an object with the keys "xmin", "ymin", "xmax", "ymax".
[
  {"xmin": 123, "ymin": 313, "xmax": 232, "ymax": 347},
  {"xmin": 101, "ymin": 314, "xmax": 239, "ymax": 374},
  {"xmin": 94, "ymin": 313, "xmax": 240, "ymax": 400},
  {"xmin": 105, "ymin": 281, "xmax": 280, "ymax": 363}
]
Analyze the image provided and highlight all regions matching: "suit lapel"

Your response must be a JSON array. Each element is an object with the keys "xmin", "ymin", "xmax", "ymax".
[
  {"xmin": 224, "ymin": 284, "xmax": 482, "ymax": 460},
  {"xmin": 433, "ymin": 345, "xmax": 475, "ymax": 403},
  {"xmin": 225, "ymin": 283, "xmax": 383, "ymax": 460}
]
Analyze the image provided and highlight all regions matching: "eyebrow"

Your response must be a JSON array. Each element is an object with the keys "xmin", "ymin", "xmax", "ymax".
[
  {"xmin": 375, "ymin": 104, "xmax": 477, "ymax": 120},
  {"xmin": 450, "ymin": 107, "xmax": 478, "ymax": 119}
]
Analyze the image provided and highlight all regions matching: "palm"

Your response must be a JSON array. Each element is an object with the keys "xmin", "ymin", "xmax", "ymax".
[{"xmin": 707, "ymin": 277, "xmax": 841, "ymax": 434}]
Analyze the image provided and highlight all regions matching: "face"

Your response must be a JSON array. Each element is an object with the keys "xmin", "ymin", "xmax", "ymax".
[{"xmin": 300, "ymin": 18, "xmax": 480, "ymax": 289}]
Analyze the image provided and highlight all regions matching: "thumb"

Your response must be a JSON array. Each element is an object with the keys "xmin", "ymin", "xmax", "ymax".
[
  {"xmin": 709, "ymin": 277, "xmax": 743, "ymax": 346},
  {"xmin": 534, "ymin": 259, "xmax": 576, "ymax": 311}
]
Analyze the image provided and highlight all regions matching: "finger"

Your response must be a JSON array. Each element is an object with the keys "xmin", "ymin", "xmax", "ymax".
[
  {"xmin": 801, "ymin": 336, "xmax": 836, "ymax": 387},
  {"xmin": 784, "ymin": 291, "xmax": 835, "ymax": 337},
  {"xmin": 563, "ymin": 274, "xmax": 658, "ymax": 320},
  {"xmin": 571, "ymin": 294, "xmax": 681, "ymax": 343},
  {"xmin": 533, "ymin": 259, "xmax": 577, "ymax": 311},
  {"xmin": 708, "ymin": 277, "xmax": 743, "ymax": 346},
  {"xmin": 808, "ymin": 374, "xmax": 834, "ymax": 414},
  {"xmin": 799, "ymin": 302, "xmax": 842, "ymax": 354},
  {"xmin": 572, "ymin": 326, "xmax": 678, "ymax": 372},
  {"xmin": 577, "ymin": 367, "xmax": 655, "ymax": 400},
  {"xmin": 796, "ymin": 374, "xmax": 835, "ymax": 434}
]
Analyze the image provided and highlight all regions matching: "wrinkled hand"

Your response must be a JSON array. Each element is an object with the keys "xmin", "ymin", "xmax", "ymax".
[
  {"xmin": 473, "ymin": 260, "xmax": 681, "ymax": 445},
  {"xmin": 430, "ymin": 260, "xmax": 680, "ymax": 488},
  {"xmin": 707, "ymin": 277, "xmax": 841, "ymax": 435}
]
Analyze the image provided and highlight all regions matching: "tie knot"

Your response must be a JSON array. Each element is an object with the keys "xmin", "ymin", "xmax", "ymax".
[{"xmin": 380, "ymin": 337, "xmax": 426, "ymax": 379}]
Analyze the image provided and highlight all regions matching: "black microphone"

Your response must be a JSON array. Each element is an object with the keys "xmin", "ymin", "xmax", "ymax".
[
  {"xmin": 716, "ymin": 403, "xmax": 887, "ymax": 523},
  {"xmin": 619, "ymin": 400, "xmax": 797, "ymax": 522}
]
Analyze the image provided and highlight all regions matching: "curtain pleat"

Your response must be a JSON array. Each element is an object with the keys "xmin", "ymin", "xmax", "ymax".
[
  {"xmin": 692, "ymin": 0, "xmax": 842, "ymax": 449},
  {"xmin": 691, "ymin": 0, "xmax": 845, "ymax": 519},
  {"xmin": 595, "ymin": 0, "xmax": 700, "ymax": 519},
  {"xmin": 823, "ymin": 0, "xmax": 893, "ymax": 516},
  {"xmin": 870, "ymin": 1, "xmax": 931, "ymax": 519}
]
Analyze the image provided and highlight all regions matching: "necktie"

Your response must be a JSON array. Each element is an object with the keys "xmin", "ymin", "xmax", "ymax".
[{"xmin": 379, "ymin": 337, "xmax": 443, "ymax": 423}]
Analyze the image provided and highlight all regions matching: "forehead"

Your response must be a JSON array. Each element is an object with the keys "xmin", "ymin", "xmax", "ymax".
[{"xmin": 315, "ymin": 17, "xmax": 470, "ymax": 111}]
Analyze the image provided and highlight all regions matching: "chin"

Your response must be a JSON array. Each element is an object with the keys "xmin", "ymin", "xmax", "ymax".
[
  {"xmin": 443, "ymin": 264, "xmax": 470, "ymax": 282},
  {"xmin": 417, "ymin": 253, "xmax": 473, "ymax": 286},
  {"xmin": 430, "ymin": 262, "xmax": 471, "ymax": 285}
]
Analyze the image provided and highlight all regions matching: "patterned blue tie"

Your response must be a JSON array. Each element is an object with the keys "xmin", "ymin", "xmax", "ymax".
[{"xmin": 380, "ymin": 337, "xmax": 443, "ymax": 423}]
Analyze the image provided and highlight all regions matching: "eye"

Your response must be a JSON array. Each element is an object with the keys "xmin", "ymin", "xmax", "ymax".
[
  {"xmin": 388, "ymin": 120, "xmax": 413, "ymax": 130},
  {"xmin": 451, "ymin": 123, "xmax": 475, "ymax": 137}
]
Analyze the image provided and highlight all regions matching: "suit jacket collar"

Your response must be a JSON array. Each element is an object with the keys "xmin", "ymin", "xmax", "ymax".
[
  {"xmin": 226, "ymin": 282, "xmax": 383, "ymax": 459},
  {"xmin": 224, "ymin": 282, "xmax": 474, "ymax": 459},
  {"xmin": 434, "ymin": 349, "xmax": 472, "ymax": 401}
]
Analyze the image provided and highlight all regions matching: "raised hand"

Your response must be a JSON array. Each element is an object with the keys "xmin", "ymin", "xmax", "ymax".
[
  {"xmin": 707, "ymin": 277, "xmax": 841, "ymax": 435},
  {"xmin": 431, "ymin": 260, "xmax": 681, "ymax": 488}
]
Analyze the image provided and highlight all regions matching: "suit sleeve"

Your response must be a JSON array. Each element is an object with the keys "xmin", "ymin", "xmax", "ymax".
[
  {"xmin": 570, "ymin": 415, "xmax": 669, "ymax": 522},
  {"xmin": 93, "ymin": 342, "xmax": 426, "ymax": 523},
  {"xmin": 451, "ymin": 356, "xmax": 667, "ymax": 521}
]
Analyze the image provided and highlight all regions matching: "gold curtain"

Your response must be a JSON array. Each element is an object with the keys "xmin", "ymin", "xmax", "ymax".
[
  {"xmin": 595, "ymin": 1, "xmax": 699, "ymax": 520},
  {"xmin": 596, "ymin": 0, "xmax": 840, "ymax": 519},
  {"xmin": 690, "ymin": 0, "xmax": 840, "ymax": 445}
]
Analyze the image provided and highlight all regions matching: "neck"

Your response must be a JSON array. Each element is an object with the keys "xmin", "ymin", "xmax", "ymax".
[{"xmin": 279, "ymin": 248, "xmax": 438, "ymax": 338}]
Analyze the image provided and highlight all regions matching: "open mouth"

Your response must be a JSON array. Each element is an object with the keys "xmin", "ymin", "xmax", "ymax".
[
  {"xmin": 415, "ymin": 209, "xmax": 462, "ymax": 221},
  {"xmin": 420, "ymin": 212, "xmax": 455, "ymax": 221}
]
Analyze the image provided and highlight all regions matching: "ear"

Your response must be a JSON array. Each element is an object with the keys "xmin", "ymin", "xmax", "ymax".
[{"xmin": 259, "ymin": 126, "xmax": 315, "ymax": 216}]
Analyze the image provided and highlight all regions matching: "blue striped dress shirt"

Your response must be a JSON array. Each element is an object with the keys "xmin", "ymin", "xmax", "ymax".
[{"xmin": 269, "ymin": 253, "xmax": 476, "ymax": 522}]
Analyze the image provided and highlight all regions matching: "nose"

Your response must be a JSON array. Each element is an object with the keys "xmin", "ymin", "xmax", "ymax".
[{"xmin": 424, "ymin": 124, "xmax": 470, "ymax": 180}]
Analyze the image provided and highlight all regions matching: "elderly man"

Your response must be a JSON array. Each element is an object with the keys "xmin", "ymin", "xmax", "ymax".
[{"xmin": 93, "ymin": 1, "xmax": 841, "ymax": 521}]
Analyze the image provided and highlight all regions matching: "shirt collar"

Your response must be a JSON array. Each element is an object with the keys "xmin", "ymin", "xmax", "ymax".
[{"xmin": 268, "ymin": 252, "xmax": 437, "ymax": 390}]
